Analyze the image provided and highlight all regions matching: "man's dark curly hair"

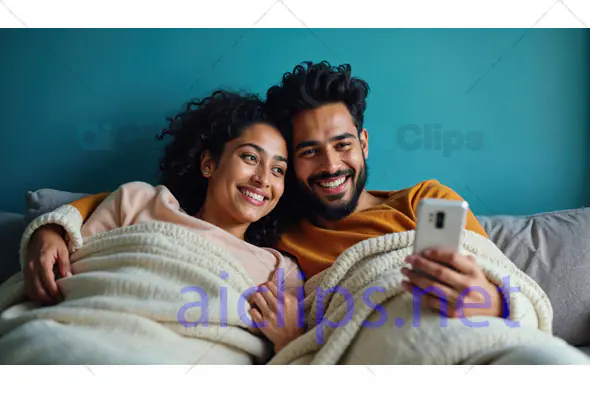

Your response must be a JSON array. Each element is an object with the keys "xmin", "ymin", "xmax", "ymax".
[
  {"xmin": 265, "ymin": 61, "xmax": 370, "ymax": 148},
  {"xmin": 156, "ymin": 90, "xmax": 293, "ymax": 248}
]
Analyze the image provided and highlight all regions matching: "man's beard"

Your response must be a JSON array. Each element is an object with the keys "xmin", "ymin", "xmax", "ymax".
[{"xmin": 298, "ymin": 161, "xmax": 368, "ymax": 222}]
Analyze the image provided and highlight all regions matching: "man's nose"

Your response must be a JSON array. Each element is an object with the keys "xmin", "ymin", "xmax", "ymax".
[{"xmin": 321, "ymin": 149, "xmax": 341, "ymax": 174}]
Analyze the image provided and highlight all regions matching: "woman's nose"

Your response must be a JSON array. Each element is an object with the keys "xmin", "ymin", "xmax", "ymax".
[{"xmin": 251, "ymin": 172, "xmax": 269, "ymax": 187}]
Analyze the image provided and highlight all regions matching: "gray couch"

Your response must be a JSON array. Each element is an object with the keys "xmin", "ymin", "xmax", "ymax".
[{"xmin": 1, "ymin": 189, "xmax": 590, "ymax": 358}]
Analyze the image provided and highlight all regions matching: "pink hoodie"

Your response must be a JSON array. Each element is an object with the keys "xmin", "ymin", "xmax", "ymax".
[{"xmin": 80, "ymin": 181, "xmax": 302, "ymax": 293}]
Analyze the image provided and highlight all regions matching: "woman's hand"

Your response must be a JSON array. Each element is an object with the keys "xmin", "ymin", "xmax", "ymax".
[
  {"xmin": 248, "ymin": 281, "xmax": 304, "ymax": 353},
  {"xmin": 23, "ymin": 224, "xmax": 71, "ymax": 305},
  {"xmin": 401, "ymin": 247, "xmax": 502, "ymax": 319}
]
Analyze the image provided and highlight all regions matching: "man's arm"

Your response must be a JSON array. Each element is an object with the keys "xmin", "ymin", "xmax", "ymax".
[{"xmin": 69, "ymin": 192, "xmax": 112, "ymax": 225}]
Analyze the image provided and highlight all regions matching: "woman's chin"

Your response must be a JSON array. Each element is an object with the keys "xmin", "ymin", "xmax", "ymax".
[{"xmin": 233, "ymin": 209, "xmax": 265, "ymax": 226}]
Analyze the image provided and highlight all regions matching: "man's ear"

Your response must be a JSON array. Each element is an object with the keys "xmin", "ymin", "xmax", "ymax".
[
  {"xmin": 200, "ymin": 150, "xmax": 216, "ymax": 178},
  {"xmin": 359, "ymin": 128, "xmax": 369, "ymax": 159}
]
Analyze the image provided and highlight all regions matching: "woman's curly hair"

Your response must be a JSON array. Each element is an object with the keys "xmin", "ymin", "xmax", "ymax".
[{"xmin": 156, "ymin": 90, "xmax": 294, "ymax": 248}]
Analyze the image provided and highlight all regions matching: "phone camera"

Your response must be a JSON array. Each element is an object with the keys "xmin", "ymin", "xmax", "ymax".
[{"xmin": 435, "ymin": 212, "xmax": 445, "ymax": 229}]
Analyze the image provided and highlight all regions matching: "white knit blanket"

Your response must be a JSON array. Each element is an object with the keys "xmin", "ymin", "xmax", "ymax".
[
  {"xmin": 0, "ymin": 220, "xmax": 272, "ymax": 365},
  {"xmin": 269, "ymin": 229, "xmax": 570, "ymax": 365}
]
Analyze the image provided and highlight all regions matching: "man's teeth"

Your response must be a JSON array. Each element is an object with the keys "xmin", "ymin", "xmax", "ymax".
[
  {"xmin": 241, "ymin": 189, "xmax": 265, "ymax": 202},
  {"xmin": 318, "ymin": 177, "xmax": 346, "ymax": 188}
]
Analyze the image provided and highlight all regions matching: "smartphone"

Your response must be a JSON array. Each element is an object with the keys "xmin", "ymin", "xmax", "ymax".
[{"xmin": 413, "ymin": 198, "xmax": 469, "ymax": 255}]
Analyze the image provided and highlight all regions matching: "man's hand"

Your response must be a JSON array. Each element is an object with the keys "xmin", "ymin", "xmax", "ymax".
[
  {"xmin": 24, "ymin": 224, "xmax": 71, "ymax": 305},
  {"xmin": 401, "ymin": 247, "xmax": 502, "ymax": 319},
  {"xmin": 248, "ymin": 281, "xmax": 304, "ymax": 353}
]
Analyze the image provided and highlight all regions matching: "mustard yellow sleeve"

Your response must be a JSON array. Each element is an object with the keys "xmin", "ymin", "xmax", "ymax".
[
  {"xmin": 69, "ymin": 192, "xmax": 111, "ymax": 224},
  {"xmin": 409, "ymin": 179, "xmax": 488, "ymax": 238}
]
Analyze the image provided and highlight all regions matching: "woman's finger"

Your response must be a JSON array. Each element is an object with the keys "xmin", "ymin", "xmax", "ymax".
[
  {"xmin": 251, "ymin": 292, "xmax": 272, "ymax": 316},
  {"xmin": 260, "ymin": 285, "xmax": 278, "ymax": 312}
]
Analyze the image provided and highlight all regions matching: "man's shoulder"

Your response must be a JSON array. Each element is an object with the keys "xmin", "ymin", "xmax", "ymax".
[{"xmin": 369, "ymin": 178, "xmax": 447, "ymax": 201}]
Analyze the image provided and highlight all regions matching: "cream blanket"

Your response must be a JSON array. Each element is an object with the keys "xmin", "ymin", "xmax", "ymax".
[
  {"xmin": 269, "ymin": 229, "xmax": 571, "ymax": 365},
  {"xmin": 0, "ymin": 219, "xmax": 272, "ymax": 365}
]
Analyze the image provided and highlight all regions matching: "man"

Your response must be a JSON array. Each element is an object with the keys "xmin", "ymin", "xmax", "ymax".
[
  {"xmin": 21, "ymin": 61, "xmax": 590, "ymax": 364},
  {"xmin": 263, "ymin": 61, "xmax": 590, "ymax": 364},
  {"xmin": 266, "ymin": 61, "xmax": 500, "ymax": 320}
]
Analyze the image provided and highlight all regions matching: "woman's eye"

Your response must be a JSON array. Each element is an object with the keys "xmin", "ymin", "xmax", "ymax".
[
  {"xmin": 272, "ymin": 167, "xmax": 285, "ymax": 175},
  {"xmin": 242, "ymin": 153, "xmax": 257, "ymax": 162}
]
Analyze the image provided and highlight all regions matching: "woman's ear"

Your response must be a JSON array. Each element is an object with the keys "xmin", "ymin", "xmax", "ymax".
[{"xmin": 200, "ymin": 150, "xmax": 216, "ymax": 178}]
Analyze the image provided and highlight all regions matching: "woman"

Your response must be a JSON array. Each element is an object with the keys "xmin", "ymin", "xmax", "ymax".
[{"xmin": 22, "ymin": 90, "xmax": 304, "ymax": 353}]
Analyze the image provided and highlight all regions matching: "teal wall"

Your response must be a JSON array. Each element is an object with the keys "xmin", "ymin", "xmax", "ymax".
[{"xmin": 1, "ymin": 28, "xmax": 588, "ymax": 216}]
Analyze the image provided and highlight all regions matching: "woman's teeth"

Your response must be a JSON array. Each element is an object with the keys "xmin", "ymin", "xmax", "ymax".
[
  {"xmin": 241, "ymin": 189, "xmax": 265, "ymax": 202},
  {"xmin": 318, "ymin": 177, "xmax": 346, "ymax": 188}
]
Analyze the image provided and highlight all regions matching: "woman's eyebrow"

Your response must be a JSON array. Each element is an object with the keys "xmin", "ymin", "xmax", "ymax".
[{"xmin": 236, "ymin": 143, "xmax": 287, "ymax": 163}]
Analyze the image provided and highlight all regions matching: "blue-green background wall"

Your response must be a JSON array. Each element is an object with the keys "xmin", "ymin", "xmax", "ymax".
[{"xmin": 1, "ymin": 28, "xmax": 588, "ymax": 216}]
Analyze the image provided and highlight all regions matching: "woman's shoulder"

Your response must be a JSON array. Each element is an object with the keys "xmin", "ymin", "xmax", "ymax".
[
  {"xmin": 114, "ymin": 181, "xmax": 181, "ymax": 209},
  {"xmin": 115, "ymin": 181, "xmax": 176, "ymax": 198}
]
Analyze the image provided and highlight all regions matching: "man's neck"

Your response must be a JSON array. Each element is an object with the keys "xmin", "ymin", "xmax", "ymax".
[
  {"xmin": 355, "ymin": 189, "xmax": 387, "ymax": 212},
  {"xmin": 313, "ymin": 189, "xmax": 388, "ymax": 229}
]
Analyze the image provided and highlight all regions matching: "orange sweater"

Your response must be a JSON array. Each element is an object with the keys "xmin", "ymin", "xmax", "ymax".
[{"xmin": 65, "ymin": 179, "xmax": 487, "ymax": 280}]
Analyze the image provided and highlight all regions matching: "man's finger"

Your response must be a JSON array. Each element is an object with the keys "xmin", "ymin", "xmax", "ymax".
[
  {"xmin": 57, "ymin": 247, "xmax": 72, "ymax": 278},
  {"xmin": 30, "ymin": 273, "xmax": 52, "ymax": 304},
  {"xmin": 408, "ymin": 255, "xmax": 465, "ymax": 290},
  {"xmin": 422, "ymin": 293, "xmax": 455, "ymax": 317},
  {"xmin": 402, "ymin": 267, "xmax": 459, "ymax": 303},
  {"xmin": 37, "ymin": 260, "xmax": 61, "ymax": 303},
  {"xmin": 420, "ymin": 248, "xmax": 475, "ymax": 274}
]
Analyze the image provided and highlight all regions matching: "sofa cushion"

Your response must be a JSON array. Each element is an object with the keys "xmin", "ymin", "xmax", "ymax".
[
  {"xmin": 25, "ymin": 189, "xmax": 89, "ymax": 224},
  {"xmin": 0, "ymin": 212, "xmax": 26, "ymax": 284},
  {"xmin": 477, "ymin": 208, "xmax": 590, "ymax": 346}
]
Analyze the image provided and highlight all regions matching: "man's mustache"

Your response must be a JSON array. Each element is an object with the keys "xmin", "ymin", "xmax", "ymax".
[{"xmin": 307, "ymin": 169, "xmax": 355, "ymax": 184}]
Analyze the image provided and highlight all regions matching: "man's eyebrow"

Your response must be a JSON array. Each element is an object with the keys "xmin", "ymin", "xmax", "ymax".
[
  {"xmin": 329, "ymin": 133, "xmax": 356, "ymax": 142},
  {"xmin": 236, "ymin": 143, "xmax": 287, "ymax": 163},
  {"xmin": 294, "ymin": 140, "xmax": 319, "ymax": 152},
  {"xmin": 295, "ymin": 132, "xmax": 356, "ymax": 152}
]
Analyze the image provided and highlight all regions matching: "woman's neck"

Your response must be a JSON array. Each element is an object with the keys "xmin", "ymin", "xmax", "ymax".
[{"xmin": 197, "ymin": 204, "xmax": 249, "ymax": 241}]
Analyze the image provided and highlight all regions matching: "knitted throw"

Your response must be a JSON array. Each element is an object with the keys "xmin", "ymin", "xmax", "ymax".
[
  {"xmin": 269, "ymin": 229, "xmax": 569, "ymax": 365},
  {"xmin": 0, "ymin": 208, "xmax": 272, "ymax": 364}
]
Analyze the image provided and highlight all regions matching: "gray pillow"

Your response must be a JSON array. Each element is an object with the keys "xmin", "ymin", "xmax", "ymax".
[
  {"xmin": 477, "ymin": 208, "xmax": 590, "ymax": 346},
  {"xmin": 25, "ymin": 189, "xmax": 90, "ymax": 224}
]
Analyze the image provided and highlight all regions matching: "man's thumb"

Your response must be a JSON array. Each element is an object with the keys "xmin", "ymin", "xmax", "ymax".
[{"xmin": 57, "ymin": 247, "xmax": 72, "ymax": 278}]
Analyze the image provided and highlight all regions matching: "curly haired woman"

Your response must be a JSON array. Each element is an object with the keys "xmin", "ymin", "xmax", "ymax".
[{"xmin": 22, "ymin": 90, "xmax": 304, "ymax": 353}]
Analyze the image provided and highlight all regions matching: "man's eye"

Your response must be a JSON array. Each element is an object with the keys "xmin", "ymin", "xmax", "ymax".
[
  {"xmin": 336, "ymin": 143, "xmax": 351, "ymax": 149},
  {"xmin": 301, "ymin": 149, "xmax": 316, "ymax": 156}
]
